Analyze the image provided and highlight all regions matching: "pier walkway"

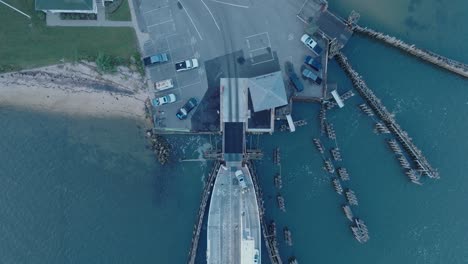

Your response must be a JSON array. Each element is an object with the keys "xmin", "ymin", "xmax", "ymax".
[
  {"xmin": 187, "ymin": 161, "xmax": 221, "ymax": 264},
  {"xmin": 335, "ymin": 52, "xmax": 439, "ymax": 179},
  {"xmin": 354, "ymin": 25, "xmax": 468, "ymax": 79}
]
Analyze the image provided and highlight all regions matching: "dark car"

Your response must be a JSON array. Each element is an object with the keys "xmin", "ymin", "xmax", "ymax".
[
  {"xmin": 285, "ymin": 62, "xmax": 304, "ymax": 92},
  {"xmin": 176, "ymin": 98, "xmax": 198, "ymax": 120},
  {"xmin": 304, "ymin": 55, "xmax": 322, "ymax": 71},
  {"xmin": 143, "ymin": 53, "xmax": 169, "ymax": 66}
]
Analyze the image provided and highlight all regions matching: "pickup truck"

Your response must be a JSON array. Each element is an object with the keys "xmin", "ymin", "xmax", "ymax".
[
  {"xmin": 300, "ymin": 34, "xmax": 323, "ymax": 55},
  {"xmin": 302, "ymin": 68, "xmax": 323, "ymax": 85},
  {"xmin": 285, "ymin": 62, "xmax": 304, "ymax": 92},
  {"xmin": 304, "ymin": 55, "xmax": 322, "ymax": 71},
  {"xmin": 143, "ymin": 53, "xmax": 169, "ymax": 66},
  {"xmin": 175, "ymin": 58, "xmax": 199, "ymax": 72}
]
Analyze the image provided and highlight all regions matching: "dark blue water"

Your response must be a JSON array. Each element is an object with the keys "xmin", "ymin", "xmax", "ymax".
[{"xmin": 0, "ymin": 108, "xmax": 211, "ymax": 263}]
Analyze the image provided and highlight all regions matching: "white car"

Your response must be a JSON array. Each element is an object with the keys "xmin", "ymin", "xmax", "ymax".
[
  {"xmin": 300, "ymin": 34, "xmax": 323, "ymax": 55},
  {"xmin": 152, "ymin": 93, "xmax": 176, "ymax": 106},
  {"xmin": 235, "ymin": 170, "xmax": 248, "ymax": 190},
  {"xmin": 175, "ymin": 58, "xmax": 199, "ymax": 72}
]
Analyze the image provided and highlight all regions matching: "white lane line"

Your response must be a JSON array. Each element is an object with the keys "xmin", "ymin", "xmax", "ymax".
[
  {"xmin": 179, "ymin": 0, "xmax": 203, "ymax": 41},
  {"xmin": 200, "ymin": 0, "xmax": 220, "ymax": 31},
  {"xmin": 0, "ymin": 0, "xmax": 30, "ymax": 18},
  {"xmin": 209, "ymin": 0, "xmax": 249, "ymax": 8},
  {"xmin": 244, "ymin": 31, "xmax": 268, "ymax": 40},
  {"xmin": 177, "ymin": 81, "xmax": 201, "ymax": 90},
  {"xmin": 251, "ymin": 58, "xmax": 275, "ymax": 66},
  {"xmin": 248, "ymin": 46, "xmax": 270, "ymax": 53},
  {"xmin": 143, "ymin": 5, "xmax": 169, "ymax": 14},
  {"xmin": 146, "ymin": 19, "xmax": 173, "ymax": 28}
]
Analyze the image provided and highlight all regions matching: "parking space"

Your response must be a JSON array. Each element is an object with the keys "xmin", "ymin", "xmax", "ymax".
[
  {"xmin": 245, "ymin": 32, "xmax": 275, "ymax": 66},
  {"xmin": 144, "ymin": 6, "xmax": 172, "ymax": 27},
  {"xmin": 140, "ymin": 0, "xmax": 168, "ymax": 12}
]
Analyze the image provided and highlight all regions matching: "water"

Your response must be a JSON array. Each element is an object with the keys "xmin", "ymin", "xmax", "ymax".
[
  {"xmin": 0, "ymin": 107, "xmax": 211, "ymax": 263},
  {"xmin": 2, "ymin": 0, "xmax": 468, "ymax": 263}
]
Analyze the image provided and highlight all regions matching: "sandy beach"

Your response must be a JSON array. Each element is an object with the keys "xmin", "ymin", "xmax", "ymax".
[{"xmin": 0, "ymin": 63, "xmax": 151, "ymax": 120}]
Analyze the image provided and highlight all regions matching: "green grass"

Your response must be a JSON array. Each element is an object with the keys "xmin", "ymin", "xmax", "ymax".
[
  {"xmin": 0, "ymin": 0, "xmax": 138, "ymax": 72},
  {"xmin": 107, "ymin": 0, "xmax": 131, "ymax": 21}
]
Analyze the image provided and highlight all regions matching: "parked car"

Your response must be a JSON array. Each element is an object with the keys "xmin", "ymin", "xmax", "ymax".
[
  {"xmin": 143, "ymin": 53, "xmax": 169, "ymax": 66},
  {"xmin": 304, "ymin": 55, "xmax": 322, "ymax": 71},
  {"xmin": 152, "ymin": 93, "xmax": 176, "ymax": 106},
  {"xmin": 253, "ymin": 249, "xmax": 260, "ymax": 264},
  {"xmin": 235, "ymin": 170, "xmax": 248, "ymax": 191},
  {"xmin": 154, "ymin": 79, "xmax": 174, "ymax": 91},
  {"xmin": 300, "ymin": 34, "xmax": 323, "ymax": 55},
  {"xmin": 176, "ymin": 98, "xmax": 198, "ymax": 120},
  {"xmin": 302, "ymin": 68, "xmax": 323, "ymax": 85},
  {"xmin": 175, "ymin": 58, "xmax": 199, "ymax": 72},
  {"xmin": 285, "ymin": 62, "xmax": 304, "ymax": 92}
]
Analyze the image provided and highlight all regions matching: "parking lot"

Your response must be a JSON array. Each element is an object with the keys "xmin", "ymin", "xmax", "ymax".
[{"xmin": 135, "ymin": 0, "xmax": 327, "ymax": 132}]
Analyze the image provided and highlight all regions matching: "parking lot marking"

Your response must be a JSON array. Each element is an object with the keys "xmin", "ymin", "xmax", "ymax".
[
  {"xmin": 201, "ymin": 0, "xmax": 221, "ymax": 31},
  {"xmin": 147, "ymin": 19, "xmax": 174, "ymax": 28},
  {"xmin": 178, "ymin": 0, "xmax": 203, "ymax": 40},
  {"xmin": 177, "ymin": 81, "xmax": 202, "ymax": 91},
  {"xmin": 209, "ymin": 0, "xmax": 249, "ymax": 8},
  {"xmin": 143, "ymin": 5, "xmax": 169, "ymax": 14},
  {"xmin": 244, "ymin": 31, "xmax": 269, "ymax": 40},
  {"xmin": 248, "ymin": 46, "xmax": 270, "ymax": 53},
  {"xmin": 251, "ymin": 58, "xmax": 275, "ymax": 66}
]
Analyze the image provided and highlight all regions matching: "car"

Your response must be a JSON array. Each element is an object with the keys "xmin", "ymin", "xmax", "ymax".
[
  {"xmin": 175, "ymin": 58, "xmax": 199, "ymax": 72},
  {"xmin": 143, "ymin": 53, "xmax": 169, "ymax": 66},
  {"xmin": 154, "ymin": 79, "xmax": 174, "ymax": 91},
  {"xmin": 300, "ymin": 34, "xmax": 323, "ymax": 55},
  {"xmin": 176, "ymin": 98, "xmax": 198, "ymax": 120},
  {"xmin": 302, "ymin": 68, "xmax": 323, "ymax": 85},
  {"xmin": 152, "ymin": 93, "xmax": 176, "ymax": 106},
  {"xmin": 304, "ymin": 55, "xmax": 322, "ymax": 71},
  {"xmin": 235, "ymin": 170, "xmax": 248, "ymax": 190},
  {"xmin": 285, "ymin": 62, "xmax": 304, "ymax": 92}
]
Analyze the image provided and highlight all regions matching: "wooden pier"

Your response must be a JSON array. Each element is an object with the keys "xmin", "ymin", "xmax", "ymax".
[
  {"xmin": 335, "ymin": 52, "xmax": 439, "ymax": 179},
  {"xmin": 354, "ymin": 25, "xmax": 468, "ymax": 79},
  {"xmin": 187, "ymin": 161, "xmax": 221, "ymax": 264},
  {"xmin": 247, "ymin": 162, "xmax": 283, "ymax": 264}
]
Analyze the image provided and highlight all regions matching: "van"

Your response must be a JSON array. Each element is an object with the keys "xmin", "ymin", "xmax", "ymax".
[{"xmin": 154, "ymin": 79, "xmax": 174, "ymax": 91}]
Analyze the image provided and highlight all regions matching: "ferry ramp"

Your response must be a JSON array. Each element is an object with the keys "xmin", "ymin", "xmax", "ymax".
[{"xmin": 207, "ymin": 164, "xmax": 261, "ymax": 264}]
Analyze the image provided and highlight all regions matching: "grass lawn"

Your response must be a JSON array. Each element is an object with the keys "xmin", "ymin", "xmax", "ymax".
[
  {"xmin": 0, "ymin": 0, "xmax": 138, "ymax": 72},
  {"xmin": 107, "ymin": 0, "xmax": 132, "ymax": 21}
]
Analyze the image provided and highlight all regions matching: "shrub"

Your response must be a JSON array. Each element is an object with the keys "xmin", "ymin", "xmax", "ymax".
[{"xmin": 96, "ymin": 53, "xmax": 117, "ymax": 73}]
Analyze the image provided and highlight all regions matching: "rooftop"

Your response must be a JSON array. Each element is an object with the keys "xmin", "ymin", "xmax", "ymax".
[
  {"xmin": 248, "ymin": 71, "xmax": 288, "ymax": 112},
  {"xmin": 35, "ymin": 0, "xmax": 94, "ymax": 11}
]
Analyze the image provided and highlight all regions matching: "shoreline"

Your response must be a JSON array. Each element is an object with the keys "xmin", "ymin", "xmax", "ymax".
[{"xmin": 0, "ymin": 62, "xmax": 152, "ymax": 121}]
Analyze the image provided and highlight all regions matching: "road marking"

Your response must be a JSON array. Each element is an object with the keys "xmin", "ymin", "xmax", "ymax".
[
  {"xmin": 248, "ymin": 46, "xmax": 270, "ymax": 53},
  {"xmin": 178, "ymin": 0, "xmax": 203, "ymax": 40},
  {"xmin": 201, "ymin": 0, "xmax": 221, "ymax": 31},
  {"xmin": 244, "ymin": 31, "xmax": 268, "ymax": 40},
  {"xmin": 209, "ymin": 0, "xmax": 249, "ymax": 8},
  {"xmin": 0, "ymin": 0, "xmax": 30, "ymax": 18},
  {"xmin": 146, "ymin": 19, "xmax": 173, "ymax": 28},
  {"xmin": 143, "ymin": 5, "xmax": 169, "ymax": 14}
]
